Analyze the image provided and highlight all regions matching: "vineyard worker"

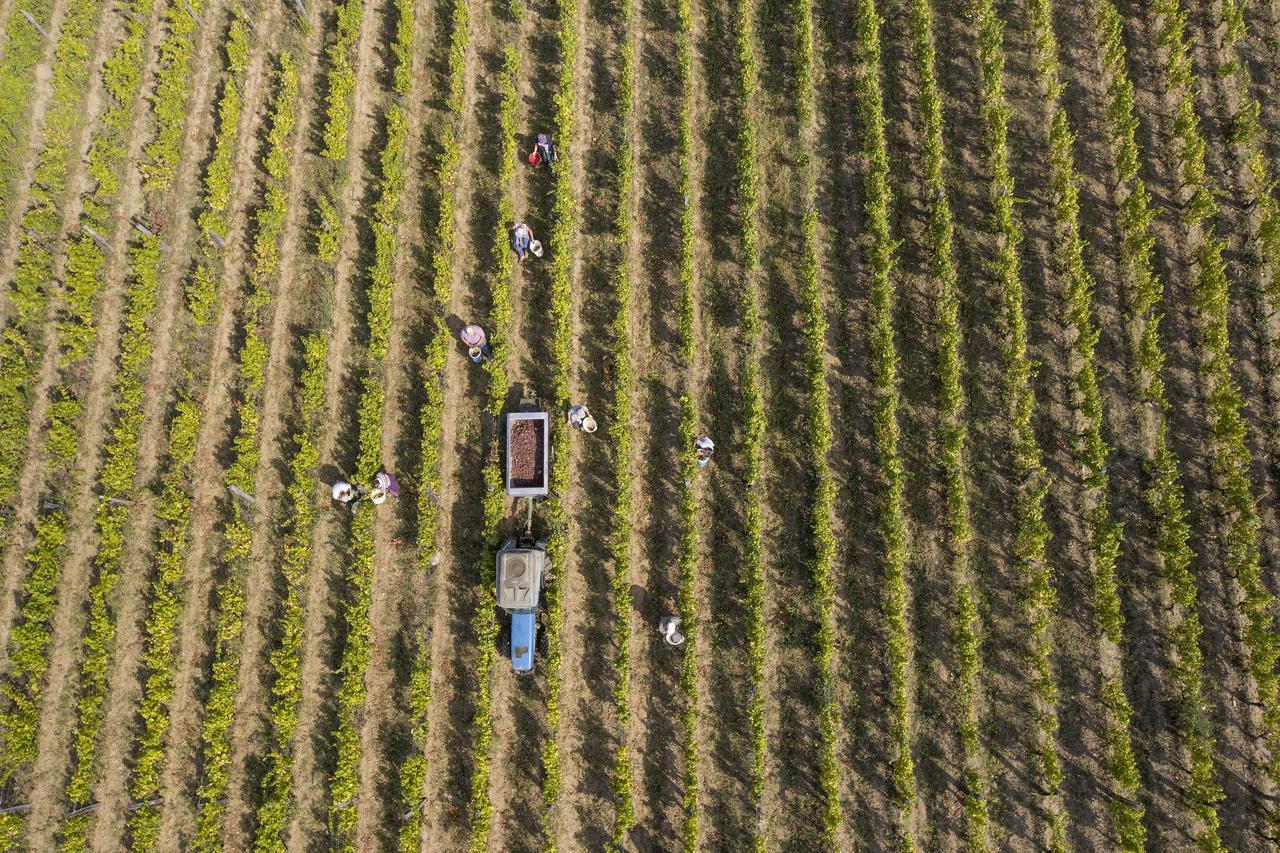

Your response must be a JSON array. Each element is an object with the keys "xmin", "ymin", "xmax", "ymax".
[
  {"xmin": 567, "ymin": 404, "xmax": 589, "ymax": 430},
  {"xmin": 332, "ymin": 480, "xmax": 362, "ymax": 511},
  {"xmin": 534, "ymin": 133, "xmax": 557, "ymax": 171},
  {"xmin": 513, "ymin": 222, "xmax": 534, "ymax": 262},
  {"xmin": 695, "ymin": 435, "xmax": 714, "ymax": 468},
  {"xmin": 659, "ymin": 616, "xmax": 685, "ymax": 646},
  {"xmin": 461, "ymin": 323, "xmax": 492, "ymax": 363},
  {"xmin": 370, "ymin": 471, "xmax": 399, "ymax": 505}
]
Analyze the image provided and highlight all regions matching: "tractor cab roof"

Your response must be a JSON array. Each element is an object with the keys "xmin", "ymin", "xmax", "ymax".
[{"xmin": 497, "ymin": 544, "xmax": 545, "ymax": 611}]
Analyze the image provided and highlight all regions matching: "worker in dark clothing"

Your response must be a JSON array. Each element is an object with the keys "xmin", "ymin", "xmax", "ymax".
[{"xmin": 532, "ymin": 133, "xmax": 557, "ymax": 171}]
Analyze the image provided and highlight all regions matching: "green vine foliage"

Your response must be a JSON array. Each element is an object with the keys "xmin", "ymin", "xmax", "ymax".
[
  {"xmin": 397, "ymin": 0, "xmax": 469, "ymax": 848},
  {"xmin": 0, "ymin": 0, "xmax": 118, "ymax": 842},
  {"xmin": 191, "ymin": 52, "xmax": 298, "ymax": 852},
  {"xmin": 467, "ymin": 43, "xmax": 520, "ymax": 853},
  {"xmin": 975, "ymin": 0, "xmax": 1065, "ymax": 847},
  {"xmin": 674, "ymin": 0, "xmax": 700, "ymax": 843},
  {"xmin": 904, "ymin": 0, "xmax": 988, "ymax": 845},
  {"xmin": 1155, "ymin": 0, "xmax": 1280, "ymax": 836},
  {"xmin": 1027, "ymin": 0, "xmax": 1144, "ymax": 846},
  {"xmin": 1095, "ymin": 1, "xmax": 1223, "ymax": 846},
  {"xmin": 853, "ymin": 0, "xmax": 916, "ymax": 847}
]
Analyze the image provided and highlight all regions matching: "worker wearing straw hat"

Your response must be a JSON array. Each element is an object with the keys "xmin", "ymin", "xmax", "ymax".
[{"xmin": 567, "ymin": 404, "xmax": 597, "ymax": 433}]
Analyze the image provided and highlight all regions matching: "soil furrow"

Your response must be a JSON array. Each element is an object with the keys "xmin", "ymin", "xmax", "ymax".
[
  {"xmin": 621, "ymin": 0, "xmax": 686, "ymax": 841},
  {"xmin": 687, "ymin": 0, "xmax": 753, "ymax": 842},
  {"xmin": 754, "ymin": 0, "xmax": 828, "ymax": 842}
]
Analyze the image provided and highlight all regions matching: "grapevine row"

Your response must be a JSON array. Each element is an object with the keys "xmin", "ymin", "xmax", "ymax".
[
  {"xmin": 674, "ymin": 0, "xmax": 700, "ymax": 840},
  {"xmin": 1149, "ymin": 0, "xmax": 1279, "ymax": 825},
  {"xmin": 1213, "ymin": 0, "xmax": 1280, "ymax": 493},
  {"xmin": 321, "ymin": 0, "xmax": 361, "ymax": 160},
  {"xmin": 0, "ymin": 0, "xmax": 92, "ymax": 598},
  {"xmin": 1028, "ymin": 0, "xmax": 1145, "ymax": 846},
  {"xmin": 250, "ymin": 0, "xmax": 359, "ymax": 839},
  {"xmin": 251, "ymin": 330, "xmax": 326, "ymax": 850},
  {"xmin": 538, "ymin": 0, "xmax": 579, "ymax": 835},
  {"xmin": 126, "ymin": 10, "xmax": 253, "ymax": 844},
  {"xmin": 141, "ymin": 0, "xmax": 202, "ymax": 190},
  {"xmin": 0, "ymin": 0, "xmax": 114, "ymax": 833},
  {"xmin": 729, "ymin": 0, "xmax": 767, "ymax": 837},
  {"xmin": 57, "ymin": 0, "xmax": 206, "ymax": 844},
  {"xmin": 1093, "ymin": 2, "xmax": 1222, "ymax": 844},
  {"xmin": 190, "ymin": 51, "xmax": 298, "ymax": 851},
  {"xmin": 851, "ymin": 0, "xmax": 916, "ymax": 846},
  {"xmin": 904, "ymin": 0, "xmax": 988, "ymax": 845},
  {"xmin": 604, "ymin": 0, "xmax": 637, "ymax": 841},
  {"xmin": 465, "ymin": 42, "xmax": 519, "ymax": 853},
  {"xmin": 328, "ymin": 0, "xmax": 416, "ymax": 840},
  {"xmin": 396, "ymin": 0, "xmax": 469, "ymax": 845},
  {"xmin": 973, "ymin": 0, "xmax": 1065, "ymax": 846},
  {"xmin": 792, "ymin": 0, "xmax": 840, "ymax": 839},
  {"xmin": 0, "ymin": 0, "xmax": 55, "ymax": 229}
]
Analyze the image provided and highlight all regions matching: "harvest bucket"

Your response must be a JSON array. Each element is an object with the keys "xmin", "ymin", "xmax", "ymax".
[
  {"xmin": 530, "ymin": 240, "xmax": 543, "ymax": 257},
  {"xmin": 582, "ymin": 416, "xmax": 597, "ymax": 433},
  {"xmin": 528, "ymin": 150, "xmax": 541, "ymax": 165},
  {"xmin": 468, "ymin": 345, "xmax": 483, "ymax": 362}
]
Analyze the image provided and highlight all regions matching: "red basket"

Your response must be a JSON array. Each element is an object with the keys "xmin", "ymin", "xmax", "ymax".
[{"xmin": 528, "ymin": 150, "xmax": 541, "ymax": 165}]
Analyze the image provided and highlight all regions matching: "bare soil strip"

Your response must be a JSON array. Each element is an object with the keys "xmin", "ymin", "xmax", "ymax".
[
  {"xmin": 621, "ymin": 0, "xmax": 687, "ymax": 843},
  {"xmin": 283, "ymin": 0, "xmax": 397, "ymax": 841},
  {"xmin": 810, "ymin": 0, "xmax": 891, "ymax": 844},
  {"xmin": 740, "ymin": 0, "xmax": 830, "ymax": 844},
  {"xmin": 19, "ymin": 0, "xmax": 172, "ymax": 841},
  {"xmin": 687, "ymin": 0, "xmax": 753, "ymax": 843},
  {"xmin": 83, "ymin": 2, "xmax": 235, "ymax": 845}
]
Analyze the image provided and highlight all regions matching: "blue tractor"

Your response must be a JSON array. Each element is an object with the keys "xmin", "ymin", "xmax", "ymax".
[{"xmin": 496, "ymin": 526, "xmax": 547, "ymax": 673}]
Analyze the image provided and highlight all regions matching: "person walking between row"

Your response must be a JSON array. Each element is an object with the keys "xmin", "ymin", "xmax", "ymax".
[
  {"xmin": 528, "ymin": 133, "xmax": 558, "ymax": 171},
  {"xmin": 512, "ymin": 222, "xmax": 542, "ymax": 262},
  {"xmin": 461, "ymin": 323, "xmax": 493, "ymax": 363}
]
